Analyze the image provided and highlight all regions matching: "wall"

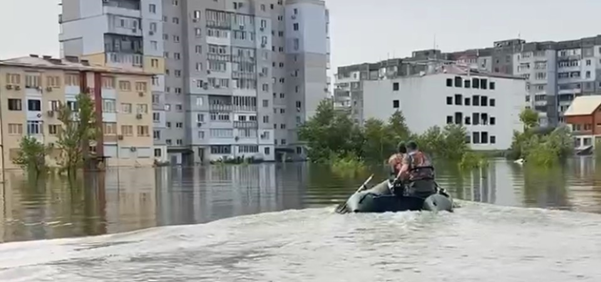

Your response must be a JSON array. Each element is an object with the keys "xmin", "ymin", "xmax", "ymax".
[{"xmin": 362, "ymin": 74, "xmax": 527, "ymax": 151}]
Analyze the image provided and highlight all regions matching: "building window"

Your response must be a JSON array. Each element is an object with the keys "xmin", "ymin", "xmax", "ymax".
[
  {"xmin": 464, "ymin": 80, "xmax": 471, "ymax": 88},
  {"xmin": 480, "ymin": 96, "xmax": 488, "ymax": 106},
  {"xmin": 454, "ymin": 94, "xmax": 462, "ymax": 105},
  {"xmin": 154, "ymin": 148, "xmax": 162, "ymax": 157},
  {"xmin": 293, "ymin": 23, "xmax": 299, "ymax": 31},
  {"xmin": 489, "ymin": 82, "xmax": 495, "ymax": 90},
  {"xmin": 472, "ymin": 95, "xmax": 480, "ymax": 106},
  {"xmin": 480, "ymin": 131, "xmax": 489, "ymax": 143},
  {"xmin": 446, "ymin": 116, "xmax": 453, "ymax": 124},
  {"xmin": 27, "ymin": 121, "xmax": 42, "ymax": 135},
  {"xmin": 392, "ymin": 82, "xmax": 399, "ymax": 91},
  {"xmin": 8, "ymin": 123, "xmax": 23, "ymax": 135},
  {"xmin": 27, "ymin": 99, "xmax": 41, "ymax": 111},
  {"xmin": 472, "ymin": 78, "xmax": 480, "ymax": 88},
  {"xmin": 464, "ymin": 117, "xmax": 471, "ymax": 125},
  {"xmin": 454, "ymin": 112, "xmax": 463, "ymax": 125},
  {"xmin": 490, "ymin": 136, "xmax": 496, "ymax": 144},
  {"xmin": 454, "ymin": 76, "xmax": 462, "ymax": 87},
  {"xmin": 446, "ymin": 78, "xmax": 452, "ymax": 87},
  {"xmin": 480, "ymin": 79, "xmax": 487, "ymax": 89},
  {"xmin": 446, "ymin": 96, "xmax": 452, "ymax": 105},
  {"xmin": 48, "ymin": 125, "xmax": 60, "ymax": 135},
  {"xmin": 472, "ymin": 113, "xmax": 480, "ymax": 125},
  {"xmin": 490, "ymin": 99, "xmax": 495, "ymax": 107},
  {"xmin": 464, "ymin": 97, "xmax": 471, "ymax": 106},
  {"xmin": 393, "ymin": 100, "xmax": 399, "ymax": 108},
  {"xmin": 472, "ymin": 132, "xmax": 480, "ymax": 144},
  {"xmin": 149, "ymin": 4, "xmax": 156, "ymax": 13},
  {"xmin": 490, "ymin": 117, "xmax": 496, "ymax": 125},
  {"xmin": 8, "ymin": 99, "xmax": 22, "ymax": 111}
]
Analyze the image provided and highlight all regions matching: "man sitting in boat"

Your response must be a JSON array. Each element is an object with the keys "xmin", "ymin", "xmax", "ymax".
[
  {"xmin": 396, "ymin": 141, "xmax": 436, "ymax": 197},
  {"xmin": 387, "ymin": 141, "xmax": 406, "ymax": 177}
]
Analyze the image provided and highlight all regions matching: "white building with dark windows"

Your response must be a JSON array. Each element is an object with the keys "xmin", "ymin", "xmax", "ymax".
[{"xmin": 362, "ymin": 63, "xmax": 527, "ymax": 150}]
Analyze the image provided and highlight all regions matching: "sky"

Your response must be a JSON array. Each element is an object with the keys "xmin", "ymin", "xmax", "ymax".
[{"xmin": 1, "ymin": 0, "xmax": 601, "ymax": 71}]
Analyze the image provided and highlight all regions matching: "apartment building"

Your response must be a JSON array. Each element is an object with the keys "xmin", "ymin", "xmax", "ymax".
[
  {"xmin": 335, "ymin": 35, "xmax": 601, "ymax": 129},
  {"xmin": 59, "ymin": 0, "xmax": 330, "ymax": 164},
  {"xmin": 0, "ymin": 55, "xmax": 155, "ymax": 170},
  {"xmin": 361, "ymin": 63, "xmax": 527, "ymax": 151}
]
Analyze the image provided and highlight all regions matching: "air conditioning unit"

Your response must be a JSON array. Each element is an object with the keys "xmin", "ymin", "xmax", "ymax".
[
  {"xmin": 47, "ymin": 110, "xmax": 54, "ymax": 117},
  {"xmin": 117, "ymin": 134, "xmax": 124, "ymax": 140},
  {"xmin": 46, "ymin": 87, "xmax": 53, "ymax": 92},
  {"xmin": 149, "ymin": 31, "xmax": 154, "ymax": 35},
  {"xmin": 261, "ymin": 44, "xmax": 266, "ymax": 48},
  {"xmin": 260, "ymin": 27, "xmax": 264, "ymax": 31},
  {"xmin": 197, "ymin": 122, "xmax": 202, "ymax": 127},
  {"xmin": 15, "ymin": 86, "xmax": 20, "ymax": 90},
  {"xmin": 136, "ymin": 113, "xmax": 143, "ymax": 119},
  {"xmin": 259, "ymin": 73, "xmax": 265, "ymax": 77},
  {"xmin": 207, "ymin": 70, "xmax": 211, "ymax": 74},
  {"xmin": 5, "ymin": 85, "xmax": 11, "ymax": 90},
  {"xmin": 138, "ymin": 92, "xmax": 144, "ymax": 97},
  {"xmin": 239, "ymin": 25, "xmax": 244, "ymax": 30}
]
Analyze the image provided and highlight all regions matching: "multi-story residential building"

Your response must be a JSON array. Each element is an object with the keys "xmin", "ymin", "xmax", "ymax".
[
  {"xmin": 59, "ymin": 0, "xmax": 330, "ymax": 164},
  {"xmin": 336, "ymin": 35, "xmax": 601, "ymax": 130},
  {"xmin": 361, "ymin": 62, "xmax": 527, "ymax": 151},
  {"xmin": 0, "ymin": 55, "xmax": 155, "ymax": 170}
]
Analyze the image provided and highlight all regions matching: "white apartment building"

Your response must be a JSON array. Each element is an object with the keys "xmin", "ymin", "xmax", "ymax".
[{"xmin": 362, "ymin": 65, "xmax": 527, "ymax": 150}]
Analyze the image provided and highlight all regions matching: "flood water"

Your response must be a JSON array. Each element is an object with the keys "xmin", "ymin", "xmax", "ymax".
[{"xmin": 1, "ymin": 158, "xmax": 601, "ymax": 281}]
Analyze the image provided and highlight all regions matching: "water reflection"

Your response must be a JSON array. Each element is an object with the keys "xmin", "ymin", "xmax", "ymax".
[{"xmin": 1, "ymin": 159, "xmax": 601, "ymax": 242}]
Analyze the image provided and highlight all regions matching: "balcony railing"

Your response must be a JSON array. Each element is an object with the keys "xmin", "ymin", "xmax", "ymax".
[
  {"xmin": 234, "ymin": 121, "xmax": 258, "ymax": 128},
  {"xmin": 209, "ymin": 104, "xmax": 233, "ymax": 112}
]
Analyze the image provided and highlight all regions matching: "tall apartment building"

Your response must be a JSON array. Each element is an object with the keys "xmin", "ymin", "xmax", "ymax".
[
  {"xmin": 59, "ymin": 0, "xmax": 330, "ymax": 164},
  {"xmin": 336, "ymin": 35, "xmax": 601, "ymax": 129},
  {"xmin": 0, "ymin": 55, "xmax": 155, "ymax": 170}
]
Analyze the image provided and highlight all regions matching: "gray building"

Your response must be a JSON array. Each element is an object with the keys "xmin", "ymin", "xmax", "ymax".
[
  {"xmin": 335, "ymin": 35, "xmax": 601, "ymax": 127},
  {"xmin": 59, "ymin": 0, "xmax": 330, "ymax": 164}
]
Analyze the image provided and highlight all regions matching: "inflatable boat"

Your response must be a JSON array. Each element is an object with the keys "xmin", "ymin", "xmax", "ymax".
[{"xmin": 336, "ymin": 178, "xmax": 453, "ymax": 214}]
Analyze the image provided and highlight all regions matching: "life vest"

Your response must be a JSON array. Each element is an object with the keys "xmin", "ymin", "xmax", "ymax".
[{"xmin": 406, "ymin": 150, "xmax": 435, "ymax": 181}]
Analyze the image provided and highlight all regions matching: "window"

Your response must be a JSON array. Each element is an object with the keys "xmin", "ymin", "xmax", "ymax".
[
  {"xmin": 8, "ymin": 123, "xmax": 23, "ymax": 135},
  {"xmin": 454, "ymin": 94, "xmax": 462, "ymax": 105},
  {"xmin": 262, "ymin": 99, "xmax": 269, "ymax": 107},
  {"xmin": 446, "ymin": 116, "xmax": 453, "ymax": 124},
  {"xmin": 464, "ymin": 80, "xmax": 471, "ymax": 88},
  {"xmin": 103, "ymin": 122, "xmax": 117, "ymax": 135},
  {"xmin": 27, "ymin": 121, "xmax": 42, "ymax": 135},
  {"xmin": 27, "ymin": 99, "xmax": 41, "ymax": 111},
  {"xmin": 464, "ymin": 117, "xmax": 471, "ymax": 125},
  {"xmin": 472, "ymin": 78, "xmax": 480, "ymax": 88},
  {"xmin": 446, "ymin": 78, "xmax": 452, "ymax": 87},
  {"xmin": 490, "ymin": 136, "xmax": 496, "ymax": 144},
  {"xmin": 149, "ymin": 4, "xmax": 156, "ymax": 13},
  {"xmin": 119, "ymin": 81, "xmax": 131, "ymax": 91},
  {"xmin": 454, "ymin": 112, "xmax": 463, "ymax": 125},
  {"xmin": 46, "ymin": 76, "xmax": 60, "ymax": 88},
  {"xmin": 65, "ymin": 74, "xmax": 79, "ymax": 86},
  {"xmin": 464, "ymin": 97, "xmax": 471, "ymax": 106},
  {"xmin": 472, "ymin": 132, "xmax": 480, "ymax": 144},
  {"xmin": 154, "ymin": 148, "xmax": 162, "ymax": 157},
  {"xmin": 480, "ymin": 79, "xmax": 487, "ymax": 90},
  {"xmin": 195, "ymin": 28, "xmax": 202, "ymax": 37},
  {"xmin": 490, "ymin": 117, "xmax": 496, "ymax": 125},
  {"xmin": 293, "ymin": 23, "xmax": 299, "ymax": 31},
  {"xmin": 153, "ymin": 112, "xmax": 160, "ymax": 122},
  {"xmin": 263, "ymin": 115, "xmax": 269, "ymax": 123},
  {"xmin": 489, "ymin": 82, "xmax": 495, "ymax": 90},
  {"xmin": 480, "ymin": 132, "xmax": 489, "ymax": 143},
  {"xmin": 137, "ymin": 126, "xmax": 150, "ymax": 136},
  {"xmin": 210, "ymin": 145, "xmax": 231, "ymax": 154},
  {"xmin": 490, "ymin": 99, "xmax": 496, "ymax": 107},
  {"xmin": 480, "ymin": 96, "xmax": 488, "ymax": 106},
  {"xmin": 121, "ymin": 125, "xmax": 134, "ymax": 136},
  {"xmin": 151, "ymin": 59, "xmax": 159, "ymax": 67},
  {"xmin": 8, "ymin": 99, "xmax": 22, "ymax": 111},
  {"xmin": 446, "ymin": 96, "xmax": 452, "ymax": 105},
  {"xmin": 392, "ymin": 82, "xmax": 399, "ymax": 91},
  {"xmin": 393, "ymin": 100, "xmax": 399, "ymax": 108},
  {"xmin": 121, "ymin": 103, "xmax": 132, "ymax": 113},
  {"xmin": 103, "ymin": 99, "xmax": 116, "ymax": 113},
  {"xmin": 166, "ymin": 139, "xmax": 172, "ymax": 145},
  {"xmin": 176, "ymin": 122, "xmax": 183, "ymax": 128},
  {"xmin": 137, "ymin": 104, "xmax": 149, "ymax": 114},
  {"xmin": 454, "ymin": 76, "xmax": 462, "ymax": 87},
  {"xmin": 472, "ymin": 113, "xmax": 480, "ymax": 125},
  {"xmin": 472, "ymin": 95, "xmax": 480, "ymax": 106},
  {"xmin": 102, "ymin": 76, "xmax": 115, "ymax": 88},
  {"xmin": 25, "ymin": 74, "xmax": 40, "ymax": 88}
]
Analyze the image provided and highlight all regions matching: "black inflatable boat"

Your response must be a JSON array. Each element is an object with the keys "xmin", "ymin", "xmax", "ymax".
[{"xmin": 337, "ymin": 178, "xmax": 453, "ymax": 214}]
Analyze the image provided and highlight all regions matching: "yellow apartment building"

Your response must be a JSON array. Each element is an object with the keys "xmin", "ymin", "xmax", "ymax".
[{"xmin": 0, "ymin": 55, "xmax": 155, "ymax": 170}]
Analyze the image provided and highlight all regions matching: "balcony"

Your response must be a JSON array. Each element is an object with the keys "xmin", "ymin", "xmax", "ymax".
[
  {"xmin": 234, "ymin": 121, "xmax": 258, "ymax": 128},
  {"xmin": 103, "ymin": 0, "xmax": 141, "ymax": 18},
  {"xmin": 209, "ymin": 104, "xmax": 233, "ymax": 112},
  {"xmin": 106, "ymin": 52, "xmax": 143, "ymax": 67},
  {"xmin": 206, "ymin": 20, "xmax": 231, "ymax": 29},
  {"xmin": 233, "ymin": 106, "xmax": 257, "ymax": 112}
]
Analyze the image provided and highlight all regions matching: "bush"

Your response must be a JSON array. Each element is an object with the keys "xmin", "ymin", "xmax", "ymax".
[
  {"xmin": 458, "ymin": 151, "xmax": 488, "ymax": 170},
  {"xmin": 330, "ymin": 153, "xmax": 367, "ymax": 177}
]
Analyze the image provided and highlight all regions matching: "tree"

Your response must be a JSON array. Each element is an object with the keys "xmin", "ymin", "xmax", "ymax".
[
  {"xmin": 12, "ymin": 136, "xmax": 49, "ymax": 176},
  {"xmin": 55, "ymin": 93, "xmax": 97, "ymax": 177},
  {"xmin": 362, "ymin": 118, "xmax": 394, "ymax": 162},
  {"xmin": 519, "ymin": 108, "xmax": 539, "ymax": 129},
  {"xmin": 387, "ymin": 111, "xmax": 410, "ymax": 143}
]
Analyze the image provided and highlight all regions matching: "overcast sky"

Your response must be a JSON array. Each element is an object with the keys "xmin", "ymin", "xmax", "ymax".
[{"xmin": 1, "ymin": 0, "xmax": 600, "ymax": 70}]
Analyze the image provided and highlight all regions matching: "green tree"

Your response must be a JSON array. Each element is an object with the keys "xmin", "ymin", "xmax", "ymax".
[
  {"xmin": 55, "ymin": 93, "xmax": 97, "ymax": 177},
  {"xmin": 362, "ymin": 118, "xmax": 394, "ymax": 162},
  {"xmin": 12, "ymin": 136, "xmax": 49, "ymax": 176},
  {"xmin": 519, "ymin": 108, "xmax": 539, "ymax": 129},
  {"xmin": 387, "ymin": 111, "xmax": 410, "ymax": 143}
]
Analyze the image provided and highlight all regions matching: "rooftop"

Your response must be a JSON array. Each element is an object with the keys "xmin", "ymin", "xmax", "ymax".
[
  {"xmin": 563, "ymin": 96, "xmax": 601, "ymax": 116},
  {"xmin": 0, "ymin": 55, "xmax": 153, "ymax": 76}
]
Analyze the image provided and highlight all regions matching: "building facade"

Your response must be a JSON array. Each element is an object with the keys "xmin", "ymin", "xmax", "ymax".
[
  {"xmin": 59, "ymin": 0, "xmax": 330, "ymax": 164},
  {"xmin": 361, "ymin": 64, "xmax": 527, "ymax": 151},
  {"xmin": 0, "ymin": 55, "xmax": 155, "ymax": 170},
  {"xmin": 335, "ymin": 35, "xmax": 601, "ymax": 130},
  {"xmin": 563, "ymin": 95, "xmax": 601, "ymax": 149}
]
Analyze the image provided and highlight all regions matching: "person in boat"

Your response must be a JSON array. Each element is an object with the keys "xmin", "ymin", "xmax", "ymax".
[
  {"xmin": 387, "ymin": 141, "xmax": 407, "ymax": 195},
  {"xmin": 396, "ymin": 141, "xmax": 437, "ymax": 197}
]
